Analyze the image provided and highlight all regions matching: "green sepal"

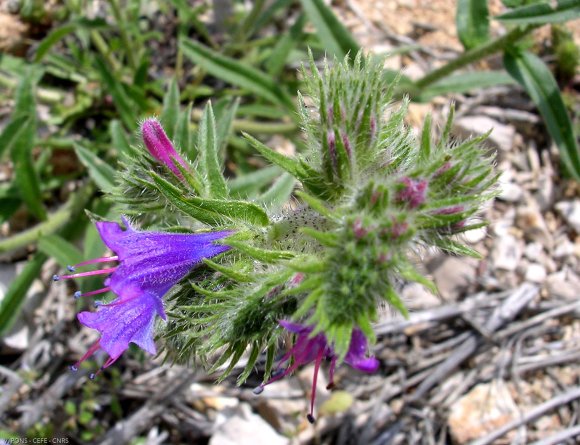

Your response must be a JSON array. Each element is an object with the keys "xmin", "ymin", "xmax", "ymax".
[
  {"xmin": 226, "ymin": 239, "xmax": 295, "ymax": 262},
  {"xmin": 431, "ymin": 237, "xmax": 483, "ymax": 259},
  {"xmin": 399, "ymin": 262, "xmax": 438, "ymax": 295},
  {"xmin": 202, "ymin": 258, "xmax": 255, "ymax": 282},
  {"xmin": 295, "ymin": 190, "xmax": 336, "ymax": 219},
  {"xmin": 384, "ymin": 286, "xmax": 409, "ymax": 318},
  {"xmin": 300, "ymin": 227, "xmax": 339, "ymax": 247}
]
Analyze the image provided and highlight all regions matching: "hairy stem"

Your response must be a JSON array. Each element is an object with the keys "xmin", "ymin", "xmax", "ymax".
[{"xmin": 414, "ymin": 25, "xmax": 536, "ymax": 90}]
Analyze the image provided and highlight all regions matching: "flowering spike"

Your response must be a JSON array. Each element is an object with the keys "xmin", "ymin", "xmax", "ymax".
[{"xmin": 141, "ymin": 119, "xmax": 190, "ymax": 176}]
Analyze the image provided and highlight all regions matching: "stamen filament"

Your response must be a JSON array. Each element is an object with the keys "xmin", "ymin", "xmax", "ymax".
[
  {"xmin": 74, "ymin": 287, "xmax": 111, "ymax": 299},
  {"xmin": 69, "ymin": 256, "xmax": 119, "ymax": 270},
  {"xmin": 58, "ymin": 267, "xmax": 117, "ymax": 281},
  {"xmin": 308, "ymin": 349, "xmax": 324, "ymax": 423}
]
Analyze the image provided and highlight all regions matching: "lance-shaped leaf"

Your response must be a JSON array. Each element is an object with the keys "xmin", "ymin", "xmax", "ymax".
[
  {"xmin": 504, "ymin": 49, "xmax": 580, "ymax": 180},
  {"xmin": 456, "ymin": 0, "xmax": 490, "ymax": 50},
  {"xmin": 160, "ymin": 77, "xmax": 180, "ymax": 139},
  {"xmin": 150, "ymin": 173, "xmax": 268, "ymax": 226},
  {"xmin": 197, "ymin": 102, "xmax": 228, "ymax": 198},
  {"xmin": 496, "ymin": 0, "xmax": 580, "ymax": 25},
  {"xmin": 299, "ymin": 0, "xmax": 360, "ymax": 60},
  {"xmin": 181, "ymin": 38, "xmax": 294, "ymax": 109},
  {"xmin": 74, "ymin": 143, "xmax": 116, "ymax": 193}
]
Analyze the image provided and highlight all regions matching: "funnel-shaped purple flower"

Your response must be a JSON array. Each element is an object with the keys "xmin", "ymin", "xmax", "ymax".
[
  {"xmin": 141, "ymin": 118, "xmax": 190, "ymax": 176},
  {"xmin": 254, "ymin": 321, "xmax": 378, "ymax": 423},
  {"xmin": 54, "ymin": 217, "xmax": 232, "ymax": 377}
]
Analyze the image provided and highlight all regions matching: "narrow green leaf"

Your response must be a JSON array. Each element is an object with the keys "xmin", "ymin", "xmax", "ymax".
[
  {"xmin": 34, "ymin": 24, "xmax": 77, "ymax": 62},
  {"xmin": 504, "ymin": 49, "xmax": 580, "ymax": 179},
  {"xmin": 174, "ymin": 103, "xmax": 195, "ymax": 159},
  {"xmin": 161, "ymin": 77, "xmax": 180, "ymax": 139},
  {"xmin": 94, "ymin": 57, "xmax": 137, "ymax": 130},
  {"xmin": 74, "ymin": 144, "xmax": 117, "ymax": 192},
  {"xmin": 110, "ymin": 120, "xmax": 132, "ymax": 157},
  {"xmin": 187, "ymin": 196, "xmax": 269, "ymax": 226},
  {"xmin": 11, "ymin": 75, "xmax": 46, "ymax": 221},
  {"xmin": 181, "ymin": 38, "xmax": 294, "ymax": 109},
  {"xmin": 496, "ymin": 0, "xmax": 580, "ymax": 25},
  {"xmin": 0, "ymin": 115, "xmax": 29, "ymax": 158},
  {"xmin": 215, "ymin": 98, "xmax": 240, "ymax": 157},
  {"xmin": 202, "ymin": 258, "xmax": 254, "ymax": 282},
  {"xmin": 38, "ymin": 234, "xmax": 83, "ymax": 267},
  {"xmin": 197, "ymin": 102, "xmax": 228, "ymax": 198},
  {"xmin": 150, "ymin": 173, "xmax": 268, "ymax": 226},
  {"xmin": 257, "ymin": 172, "xmax": 295, "ymax": 210},
  {"xmin": 226, "ymin": 239, "xmax": 295, "ymax": 262},
  {"xmin": 228, "ymin": 165, "xmax": 282, "ymax": 198},
  {"xmin": 266, "ymin": 14, "xmax": 306, "ymax": 76},
  {"xmin": 295, "ymin": 190, "xmax": 335, "ymax": 219},
  {"xmin": 0, "ymin": 253, "xmax": 46, "ymax": 336},
  {"xmin": 384, "ymin": 286, "xmax": 409, "ymax": 318},
  {"xmin": 456, "ymin": 0, "xmax": 490, "ymax": 50},
  {"xmin": 419, "ymin": 113, "xmax": 432, "ymax": 161},
  {"xmin": 417, "ymin": 71, "xmax": 516, "ymax": 101},
  {"xmin": 299, "ymin": 0, "xmax": 360, "ymax": 59},
  {"xmin": 34, "ymin": 18, "xmax": 107, "ymax": 62},
  {"xmin": 242, "ymin": 132, "xmax": 303, "ymax": 178},
  {"xmin": 432, "ymin": 237, "xmax": 483, "ymax": 258}
]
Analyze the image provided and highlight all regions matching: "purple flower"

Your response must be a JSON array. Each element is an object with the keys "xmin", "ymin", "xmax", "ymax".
[
  {"xmin": 254, "ymin": 321, "xmax": 379, "ymax": 423},
  {"xmin": 397, "ymin": 177, "xmax": 428, "ymax": 208},
  {"xmin": 54, "ymin": 217, "xmax": 232, "ymax": 377},
  {"xmin": 141, "ymin": 118, "xmax": 190, "ymax": 176}
]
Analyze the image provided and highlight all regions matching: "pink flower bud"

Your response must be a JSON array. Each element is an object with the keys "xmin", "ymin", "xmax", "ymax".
[{"xmin": 141, "ymin": 118, "xmax": 189, "ymax": 176}]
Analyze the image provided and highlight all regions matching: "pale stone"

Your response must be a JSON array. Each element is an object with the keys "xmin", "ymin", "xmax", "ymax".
[
  {"xmin": 491, "ymin": 234, "xmax": 522, "ymax": 271},
  {"xmin": 555, "ymin": 200, "xmax": 580, "ymax": 233},
  {"xmin": 449, "ymin": 382, "xmax": 518, "ymax": 444},
  {"xmin": 453, "ymin": 116, "xmax": 515, "ymax": 152},
  {"xmin": 525, "ymin": 263, "xmax": 547, "ymax": 283}
]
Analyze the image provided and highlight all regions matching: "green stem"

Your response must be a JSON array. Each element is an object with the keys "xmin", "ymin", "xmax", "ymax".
[
  {"xmin": 107, "ymin": 0, "xmax": 138, "ymax": 70},
  {"xmin": 414, "ymin": 25, "xmax": 536, "ymax": 90},
  {"xmin": 190, "ymin": 109, "xmax": 297, "ymax": 134},
  {"xmin": 90, "ymin": 30, "xmax": 121, "ymax": 72},
  {"xmin": 0, "ymin": 73, "xmax": 64, "ymax": 104},
  {"xmin": 0, "ymin": 184, "xmax": 94, "ymax": 253}
]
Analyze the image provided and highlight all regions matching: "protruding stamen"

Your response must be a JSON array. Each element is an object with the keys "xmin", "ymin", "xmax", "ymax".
[
  {"xmin": 69, "ymin": 365, "xmax": 78, "ymax": 372},
  {"xmin": 309, "ymin": 349, "xmax": 324, "ymax": 422},
  {"xmin": 253, "ymin": 386, "xmax": 264, "ymax": 395},
  {"xmin": 74, "ymin": 291, "xmax": 82, "ymax": 299},
  {"xmin": 71, "ymin": 256, "xmax": 119, "ymax": 269},
  {"xmin": 72, "ymin": 339, "xmax": 102, "ymax": 372},
  {"xmin": 307, "ymin": 414, "xmax": 316, "ymax": 424},
  {"xmin": 74, "ymin": 287, "xmax": 111, "ymax": 300},
  {"xmin": 67, "ymin": 265, "xmax": 76, "ymax": 272},
  {"xmin": 58, "ymin": 267, "xmax": 117, "ymax": 281},
  {"xmin": 89, "ymin": 373, "xmax": 96, "ymax": 380}
]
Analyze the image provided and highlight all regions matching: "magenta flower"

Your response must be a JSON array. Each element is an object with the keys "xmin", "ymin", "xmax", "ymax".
[
  {"xmin": 397, "ymin": 177, "xmax": 428, "ymax": 208},
  {"xmin": 141, "ymin": 118, "xmax": 190, "ymax": 176},
  {"xmin": 254, "ymin": 321, "xmax": 379, "ymax": 423},
  {"xmin": 54, "ymin": 217, "xmax": 232, "ymax": 377}
]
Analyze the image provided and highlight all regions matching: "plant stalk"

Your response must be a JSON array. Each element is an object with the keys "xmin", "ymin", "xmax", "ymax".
[{"xmin": 414, "ymin": 25, "xmax": 536, "ymax": 90}]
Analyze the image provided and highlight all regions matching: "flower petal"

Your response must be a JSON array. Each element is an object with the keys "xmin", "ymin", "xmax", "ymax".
[
  {"xmin": 77, "ymin": 291, "xmax": 165, "ymax": 359},
  {"xmin": 95, "ymin": 219, "xmax": 232, "ymax": 298}
]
